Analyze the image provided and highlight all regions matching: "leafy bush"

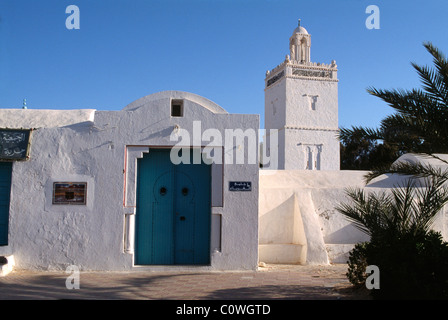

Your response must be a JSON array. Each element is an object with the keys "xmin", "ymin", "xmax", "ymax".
[
  {"xmin": 338, "ymin": 175, "xmax": 448, "ymax": 299},
  {"xmin": 346, "ymin": 231, "xmax": 448, "ymax": 299},
  {"xmin": 346, "ymin": 242, "xmax": 369, "ymax": 287}
]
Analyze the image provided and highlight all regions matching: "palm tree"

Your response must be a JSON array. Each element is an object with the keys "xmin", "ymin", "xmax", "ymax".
[
  {"xmin": 340, "ymin": 42, "xmax": 448, "ymax": 173},
  {"xmin": 338, "ymin": 43, "xmax": 448, "ymax": 298},
  {"xmin": 337, "ymin": 174, "xmax": 448, "ymax": 242}
]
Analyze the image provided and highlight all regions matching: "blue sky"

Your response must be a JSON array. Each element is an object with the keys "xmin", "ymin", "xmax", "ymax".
[{"xmin": 1, "ymin": 0, "xmax": 447, "ymax": 130}]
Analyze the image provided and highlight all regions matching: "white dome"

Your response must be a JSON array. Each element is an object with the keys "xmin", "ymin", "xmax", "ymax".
[{"xmin": 292, "ymin": 26, "xmax": 308, "ymax": 35}]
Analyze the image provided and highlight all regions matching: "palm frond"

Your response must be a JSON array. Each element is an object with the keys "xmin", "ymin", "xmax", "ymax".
[
  {"xmin": 411, "ymin": 62, "xmax": 448, "ymax": 106},
  {"xmin": 339, "ymin": 126, "xmax": 383, "ymax": 142},
  {"xmin": 413, "ymin": 175, "xmax": 448, "ymax": 232},
  {"xmin": 364, "ymin": 156, "xmax": 448, "ymax": 184},
  {"xmin": 338, "ymin": 174, "xmax": 448, "ymax": 241},
  {"xmin": 367, "ymin": 87, "xmax": 445, "ymax": 120},
  {"xmin": 423, "ymin": 42, "xmax": 448, "ymax": 89}
]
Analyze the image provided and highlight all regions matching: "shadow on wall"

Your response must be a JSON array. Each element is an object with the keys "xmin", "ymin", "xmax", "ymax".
[
  {"xmin": 259, "ymin": 194, "xmax": 306, "ymax": 264},
  {"xmin": 259, "ymin": 162, "xmax": 448, "ymax": 266},
  {"xmin": 259, "ymin": 191, "xmax": 330, "ymax": 265}
]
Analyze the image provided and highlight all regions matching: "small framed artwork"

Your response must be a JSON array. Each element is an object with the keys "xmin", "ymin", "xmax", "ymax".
[{"xmin": 52, "ymin": 182, "xmax": 87, "ymax": 205}]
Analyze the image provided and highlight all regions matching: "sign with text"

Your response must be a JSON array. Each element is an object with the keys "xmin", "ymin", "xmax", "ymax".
[
  {"xmin": 0, "ymin": 129, "xmax": 32, "ymax": 161},
  {"xmin": 229, "ymin": 181, "xmax": 252, "ymax": 192}
]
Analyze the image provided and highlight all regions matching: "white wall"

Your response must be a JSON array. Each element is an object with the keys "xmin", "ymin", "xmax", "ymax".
[
  {"xmin": 259, "ymin": 170, "xmax": 368, "ymax": 265},
  {"xmin": 284, "ymin": 129, "xmax": 340, "ymax": 171},
  {"xmin": 0, "ymin": 91, "xmax": 260, "ymax": 271},
  {"xmin": 259, "ymin": 168, "xmax": 448, "ymax": 265},
  {"xmin": 285, "ymin": 77, "xmax": 338, "ymax": 130}
]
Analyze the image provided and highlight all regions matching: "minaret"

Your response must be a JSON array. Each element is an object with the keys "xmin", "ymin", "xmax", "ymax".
[
  {"xmin": 264, "ymin": 21, "xmax": 340, "ymax": 170},
  {"xmin": 289, "ymin": 19, "xmax": 311, "ymax": 63}
]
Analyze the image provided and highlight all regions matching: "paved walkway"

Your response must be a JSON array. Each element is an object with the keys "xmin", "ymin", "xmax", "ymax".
[{"xmin": 0, "ymin": 264, "xmax": 370, "ymax": 300}]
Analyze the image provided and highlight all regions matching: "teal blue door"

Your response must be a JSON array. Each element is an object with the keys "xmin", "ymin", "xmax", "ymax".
[
  {"xmin": 0, "ymin": 162, "xmax": 12, "ymax": 246},
  {"xmin": 135, "ymin": 149, "xmax": 211, "ymax": 265}
]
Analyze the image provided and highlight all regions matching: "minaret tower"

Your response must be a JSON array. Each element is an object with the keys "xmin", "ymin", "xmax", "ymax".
[
  {"xmin": 289, "ymin": 19, "xmax": 311, "ymax": 63},
  {"xmin": 264, "ymin": 20, "xmax": 340, "ymax": 170}
]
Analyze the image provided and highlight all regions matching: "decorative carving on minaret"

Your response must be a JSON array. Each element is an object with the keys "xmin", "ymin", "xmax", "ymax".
[
  {"xmin": 265, "ymin": 20, "xmax": 338, "ymax": 88},
  {"xmin": 289, "ymin": 19, "xmax": 311, "ymax": 63}
]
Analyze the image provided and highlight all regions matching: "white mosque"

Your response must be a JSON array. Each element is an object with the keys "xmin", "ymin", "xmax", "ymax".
[
  {"xmin": 0, "ymin": 21, "xmax": 446, "ymax": 273},
  {"xmin": 264, "ymin": 20, "xmax": 340, "ymax": 171}
]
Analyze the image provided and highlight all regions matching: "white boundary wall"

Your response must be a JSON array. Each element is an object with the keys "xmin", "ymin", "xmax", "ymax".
[{"xmin": 259, "ymin": 165, "xmax": 448, "ymax": 265}]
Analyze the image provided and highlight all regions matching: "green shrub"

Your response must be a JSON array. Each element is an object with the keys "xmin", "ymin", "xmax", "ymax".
[
  {"xmin": 338, "ymin": 175, "xmax": 448, "ymax": 299},
  {"xmin": 346, "ymin": 242, "xmax": 369, "ymax": 287},
  {"xmin": 346, "ymin": 231, "xmax": 448, "ymax": 299}
]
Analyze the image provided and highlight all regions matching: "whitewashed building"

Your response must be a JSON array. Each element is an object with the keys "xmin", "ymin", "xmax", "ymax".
[
  {"xmin": 259, "ymin": 21, "xmax": 348, "ymax": 264},
  {"xmin": 259, "ymin": 22, "xmax": 448, "ymax": 266},
  {"xmin": 264, "ymin": 21, "xmax": 340, "ymax": 171},
  {"xmin": 0, "ymin": 91, "xmax": 260, "ymax": 271},
  {"xmin": 3, "ymin": 21, "xmax": 447, "ymax": 274}
]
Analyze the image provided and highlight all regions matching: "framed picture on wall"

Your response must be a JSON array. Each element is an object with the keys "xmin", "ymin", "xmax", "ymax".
[{"xmin": 52, "ymin": 182, "xmax": 87, "ymax": 205}]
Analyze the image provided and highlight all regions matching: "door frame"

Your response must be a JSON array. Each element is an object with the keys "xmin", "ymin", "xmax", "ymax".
[{"xmin": 125, "ymin": 146, "xmax": 213, "ymax": 266}]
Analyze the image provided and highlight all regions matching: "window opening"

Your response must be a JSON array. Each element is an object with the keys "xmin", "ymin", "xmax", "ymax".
[{"xmin": 171, "ymin": 100, "xmax": 184, "ymax": 117}]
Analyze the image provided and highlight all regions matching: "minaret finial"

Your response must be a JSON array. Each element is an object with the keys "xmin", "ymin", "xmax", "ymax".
[
  {"xmin": 22, "ymin": 98, "xmax": 27, "ymax": 109},
  {"xmin": 298, "ymin": 19, "xmax": 301, "ymax": 27}
]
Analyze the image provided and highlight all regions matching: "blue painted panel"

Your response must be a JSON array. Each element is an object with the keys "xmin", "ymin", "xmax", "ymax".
[
  {"xmin": 151, "ymin": 171, "xmax": 175, "ymax": 264},
  {"xmin": 135, "ymin": 148, "xmax": 211, "ymax": 265},
  {"xmin": 175, "ymin": 152, "xmax": 211, "ymax": 264},
  {"xmin": 135, "ymin": 149, "xmax": 174, "ymax": 265},
  {"xmin": 0, "ymin": 162, "xmax": 12, "ymax": 246},
  {"xmin": 174, "ymin": 171, "xmax": 196, "ymax": 264}
]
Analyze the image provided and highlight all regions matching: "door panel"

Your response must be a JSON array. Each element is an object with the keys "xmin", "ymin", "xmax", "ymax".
[
  {"xmin": 135, "ymin": 150, "xmax": 174, "ymax": 265},
  {"xmin": 135, "ymin": 148, "xmax": 211, "ymax": 265},
  {"xmin": 151, "ymin": 171, "xmax": 175, "ymax": 264},
  {"xmin": 174, "ymin": 172, "xmax": 196, "ymax": 264},
  {"xmin": 0, "ymin": 162, "xmax": 12, "ymax": 246},
  {"xmin": 176, "ymin": 160, "xmax": 211, "ymax": 264}
]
